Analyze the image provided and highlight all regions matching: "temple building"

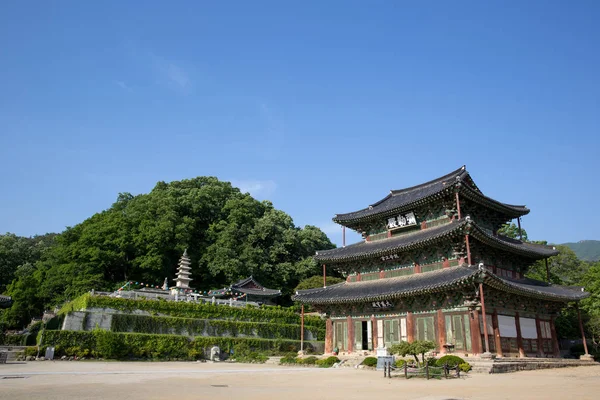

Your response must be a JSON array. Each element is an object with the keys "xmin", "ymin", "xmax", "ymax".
[
  {"xmin": 293, "ymin": 166, "xmax": 590, "ymax": 359},
  {"xmin": 210, "ymin": 276, "xmax": 282, "ymax": 305}
]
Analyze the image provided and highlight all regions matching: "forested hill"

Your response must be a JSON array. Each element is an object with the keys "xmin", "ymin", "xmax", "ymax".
[
  {"xmin": 0, "ymin": 177, "xmax": 335, "ymax": 328},
  {"xmin": 562, "ymin": 240, "xmax": 600, "ymax": 261}
]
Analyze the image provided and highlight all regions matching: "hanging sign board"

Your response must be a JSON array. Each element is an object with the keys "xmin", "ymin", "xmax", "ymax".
[
  {"xmin": 387, "ymin": 212, "xmax": 417, "ymax": 230},
  {"xmin": 372, "ymin": 300, "xmax": 394, "ymax": 310}
]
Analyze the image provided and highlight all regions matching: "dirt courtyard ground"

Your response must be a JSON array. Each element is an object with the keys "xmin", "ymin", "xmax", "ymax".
[{"xmin": 1, "ymin": 361, "xmax": 599, "ymax": 400}]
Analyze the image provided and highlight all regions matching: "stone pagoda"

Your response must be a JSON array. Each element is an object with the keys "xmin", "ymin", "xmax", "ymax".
[{"xmin": 172, "ymin": 249, "xmax": 193, "ymax": 293}]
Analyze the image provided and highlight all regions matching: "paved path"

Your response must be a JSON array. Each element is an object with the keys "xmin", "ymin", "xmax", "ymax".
[{"xmin": 1, "ymin": 361, "xmax": 599, "ymax": 400}]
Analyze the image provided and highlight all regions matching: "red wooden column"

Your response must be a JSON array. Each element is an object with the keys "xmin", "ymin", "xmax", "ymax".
[
  {"xmin": 465, "ymin": 235, "xmax": 472, "ymax": 266},
  {"xmin": 406, "ymin": 312, "xmax": 415, "ymax": 342},
  {"xmin": 371, "ymin": 315, "xmax": 378, "ymax": 350},
  {"xmin": 325, "ymin": 318, "xmax": 333, "ymax": 354},
  {"xmin": 323, "ymin": 264, "xmax": 327, "ymax": 287},
  {"xmin": 470, "ymin": 310, "xmax": 483, "ymax": 355},
  {"xmin": 492, "ymin": 311, "xmax": 503, "ymax": 357},
  {"xmin": 550, "ymin": 316, "xmax": 560, "ymax": 357},
  {"xmin": 347, "ymin": 316, "xmax": 354, "ymax": 353},
  {"xmin": 515, "ymin": 312, "xmax": 526, "ymax": 358},
  {"xmin": 414, "ymin": 263, "xmax": 421, "ymax": 274},
  {"xmin": 437, "ymin": 309, "xmax": 446, "ymax": 354},
  {"xmin": 479, "ymin": 283, "xmax": 491, "ymax": 354},
  {"xmin": 535, "ymin": 316, "xmax": 544, "ymax": 357},
  {"xmin": 442, "ymin": 258, "xmax": 450, "ymax": 268}
]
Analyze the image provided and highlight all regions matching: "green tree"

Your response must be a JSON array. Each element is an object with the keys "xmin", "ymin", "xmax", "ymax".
[
  {"xmin": 2, "ymin": 176, "xmax": 335, "ymax": 327},
  {"xmin": 497, "ymin": 222, "xmax": 528, "ymax": 241},
  {"xmin": 390, "ymin": 340, "xmax": 436, "ymax": 365},
  {"xmin": 526, "ymin": 245, "xmax": 589, "ymax": 285},
  {"xmin": 295, "ymin": 275, "xmax": 344, "ymax": 291}
]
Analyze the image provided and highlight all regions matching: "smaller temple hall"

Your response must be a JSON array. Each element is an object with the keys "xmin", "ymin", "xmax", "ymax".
[{"xmin": 293, "ymin": 166, "xmax": 589, "ymax": 358}]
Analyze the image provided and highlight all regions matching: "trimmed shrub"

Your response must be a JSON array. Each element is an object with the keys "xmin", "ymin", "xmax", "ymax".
[
  {"xmin": 435, "ymin": 355, "xmax": 466, "ymax": 368},
  {"xmin": 395, "ymin": 359, "xmax": 406, "ymax": 368},
  {"xmin": 280, "ymin": 353, "xmax": 298, "ymax": 364},
  {"xmin": 41, "ymin": 330, "xmax": 321, "ymax": 360},
  {"xmin": 362, "ymin": 357, "xmax": 377, "ymax": 367},
  {"xmin": 459, "ymin": 362, "xmax": 472, "ymax": 373},
  {"xmin": 425, "ymin": 357, "xmax": 437, "ymax": 366},
  {"xmin": 316, "ymin": 356, "xmax": 340, "ymax": 368},
  {"xmin": 300, "ymin": 356, "xmax": 318, "ymax": 365}
]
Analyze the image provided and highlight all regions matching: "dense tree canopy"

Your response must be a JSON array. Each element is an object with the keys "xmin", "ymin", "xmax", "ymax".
[{"xmin": 1, "ymin": 177, "xmax": 335, "ymax": 328}]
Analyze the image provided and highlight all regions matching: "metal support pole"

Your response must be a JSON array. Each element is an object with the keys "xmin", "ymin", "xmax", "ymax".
[
  {"xmin": 479, "ymin": 283, "xmax": 491, "ymax": 354},
  {"xmin": 577, "ymin": 304, "xmax": 589, "ymax": 356},
  {"xmin": 426, "ymin": 363, "xmax": 430, "ymax": 380},
  {"xmin": 404, "ymin": 362, "xmax": 408, "ymax": 379},
  {"xmin": 300, "ymin": 304, "xmax": 305, "ymax": 352},
  {"xmin": 342, "ymin": 226, "xmax": 346, "ymax": 247},
  {"xmin": 384, "ymin": 362, "xmax": 387, "ymax": 377}
]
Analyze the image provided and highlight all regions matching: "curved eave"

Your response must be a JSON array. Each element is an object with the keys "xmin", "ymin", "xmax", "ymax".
[
  {"xmin": 459, "ymin": 184, "xmax": 529, "ymax": 218},
  {"xmin": 482, "ymin": 272, "xmax": 589, "ymax": 302},
  {"xmin": 469, "ymin": 224, "xmax": 559, "ymax": 259},
  {"xmin": 235, "ymin": 288, "xmax": 281, "ymax": 297},
  {"xmin": 293, "ymin": 267, "xmax": 479, "ymax": 304},
  {"xmin": 332, "ymin": 167, "xmax": 468, "ymax": 226},
  {"xmin": 315, "ymin": 219, "xmax": 468, "ymax": 263}
]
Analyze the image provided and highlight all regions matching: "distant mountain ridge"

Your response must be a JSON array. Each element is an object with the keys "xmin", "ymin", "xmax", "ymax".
[{"xmin": 562, "ymin": 240, "xmax": 600, "ymax": 261}]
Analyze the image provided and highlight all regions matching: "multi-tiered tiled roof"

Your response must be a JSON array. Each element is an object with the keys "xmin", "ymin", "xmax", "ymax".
[{"xmin": 333, "ymin": 166, "xmax": 529, "ymax": 228}]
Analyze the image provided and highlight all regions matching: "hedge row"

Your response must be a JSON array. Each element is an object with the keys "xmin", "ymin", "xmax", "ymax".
[
  {"xmin": 60, "ymin": 294, "xmax": 323, "ymax": 329},
  {"xmin": 41, "ymin": 330, "xmax": 323, "ymax": 360},
  {"xmin": 111, "ymin": 313, "xmax": 325, "ymax": 341}
]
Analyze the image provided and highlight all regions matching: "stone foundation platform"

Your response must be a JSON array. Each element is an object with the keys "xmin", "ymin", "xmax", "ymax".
[{"xmin": 467, "ymin": 356, "xmax": 597, "ymax": 374}]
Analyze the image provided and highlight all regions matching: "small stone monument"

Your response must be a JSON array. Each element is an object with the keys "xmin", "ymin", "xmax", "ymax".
[{"xmin": 210, "ymin": 346, "xmax": 220, "ymax": 361}]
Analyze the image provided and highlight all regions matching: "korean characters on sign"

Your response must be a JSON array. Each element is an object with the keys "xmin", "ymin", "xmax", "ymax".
[
  {"xmin": 372, "ymin": 300, "xmax": 393, "ymax": 309},
  {"xmin": 387, "ymin": 211, "xmax": 417, "ymax": 230}
]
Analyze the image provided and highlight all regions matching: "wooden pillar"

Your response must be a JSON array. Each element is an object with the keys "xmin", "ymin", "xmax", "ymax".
[
  {"xmin": 325, "ymin": 318, "xmax": 333, "ymax": 354},
  {"xmin": 535, "ymin": 316, "xmax": 544, "ymax": 357},
  {"xmin": 406, "ymin": 312, "xmax": 415, "ymax": 342},
  {"xmin": 479, "ymin": 283, "xmax": 490, "ymax": 354},
  {"xmin": 414, "ymin": 263, "xmax": 421, "ymax": 274},
  {"xmin": 347, "ymin": 315, "xmax": 354, "ymax": 353},
  {"xmin": 442, "ymin": 258, "xmax": 450, "ymax": 268},
  {"xmin": 323, "ymin": 264, "xmax": 327, "ymax": 287},
  {"xmin": 455, "ymin": 191, "xmax": 462, "ymax": 220},
  {"xmin": 577, "ymin": 304, "xmax": 589, "ymax": 356},
  {"xmin": 371, "ymin": 315, "xmax": 378, "ymax": 350},
  {"xmin": 379, "ymin": 269, "xmax": 385, "ymax": 279},
  {"xmin": 515, "ymin": 312, "xmax": 525, "ymax": 358},
  {"xmin": 517, "ymin": 217, "xmax": 523, "ymax": 241},
  {"xmin": 550, "ymin": 316, "xmax": 560, "ymax": 357},
  {"xmin": 470, "ymin": 310, "xmax": 483, "ymax": 355},
  {"xmin": 357, "ymin": 272, "xmax": 362, "ymax": 282},
  {"xmin": 492, "ymin": 311, "xmax": 503, "ymax": 357},
  {"xmin": 437, "ymin": 309, "xmax": 446, "ymax": 354},
  {"xmin": 465, "ymin": 235, "xmax": 472, "ymax": 266}
]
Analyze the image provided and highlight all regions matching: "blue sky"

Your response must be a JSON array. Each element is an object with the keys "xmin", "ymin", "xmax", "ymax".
[{"xmin": 1, "ymin": 1, "xmax": 599, "ymax": 247}]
